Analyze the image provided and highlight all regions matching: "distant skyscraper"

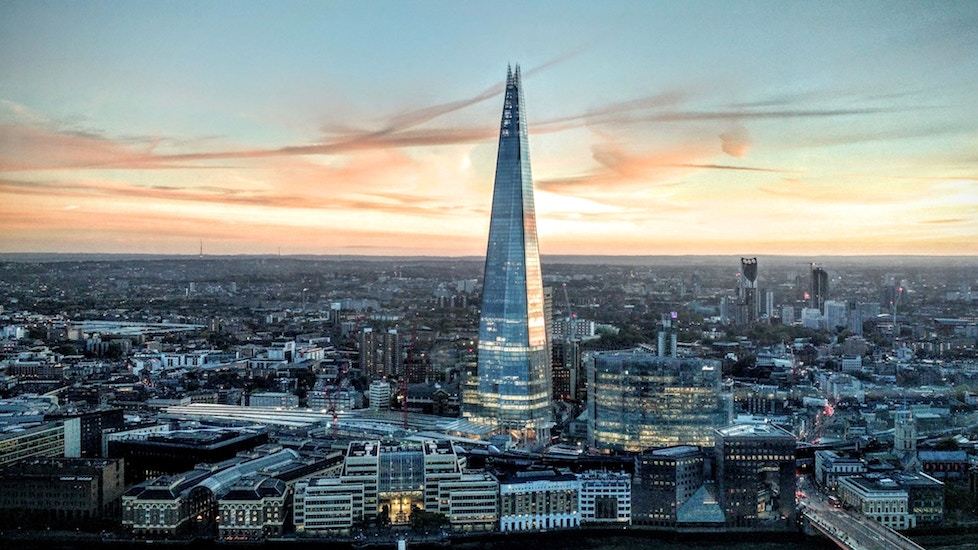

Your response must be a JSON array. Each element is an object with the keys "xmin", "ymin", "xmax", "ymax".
[
  {"xmin": 657, "ymin": 313, "xmax": 678, "ymax": 358},
  {"xmin": 360, "ymin": 327, "xmax": 401, "ymax": 378},
  {"xmin": 543, "ymin": 285, "xmax": 554, "ymax": 395},
  {"xmin": 466, "ymin": 65, "xmax": 552, "ymax": 445},
  {"xmin": 810, "ymin": 263, "xmax": 829, "ymax": 313},
  {"xmin": 360, "ymin": 327, "xmax": 378, "ymax": 376},
  {"xmin": 739, "ymin": 258, "xmax": 758, "ymax": 324},
  {"xmin": 382, "ymin": 328, "xmax": 402, "ymax": 377},
  {"xmin": 764, "ymin": 290, "xmax": 775, "ymax": 320}
]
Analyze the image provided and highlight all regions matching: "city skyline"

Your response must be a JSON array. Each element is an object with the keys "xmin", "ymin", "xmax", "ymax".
[{"xmin": 2, "ymin": 2, "xmax": 978, "ymax": 256}]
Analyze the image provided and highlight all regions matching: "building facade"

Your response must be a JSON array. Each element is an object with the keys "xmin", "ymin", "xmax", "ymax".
[
  {"xmin": 715, "ymin": 424, "xmax": 796, "ymax": 528},
  {"xmin": 0, "ymin": 457, "xmax": 125, "ymax": 528},
  {"xmin": 578, "ymin": 471, "xmax": 631, "ymax": 525},
  {"xmin": 0, "ymin": 418, "xmax": 79, "ymax": 467},
  {"xmin": 634, "ymin": 445, "xmax": 704, "ymax": 526},
  {"xmin": 499, "ymin": 469, "xmax": 579, "ymax": 532},
  {"xmin": 587, "ymin": 350, "xmax": 728, "ymax": 450}
]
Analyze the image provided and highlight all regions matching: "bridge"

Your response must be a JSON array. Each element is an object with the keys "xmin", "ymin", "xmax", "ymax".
[{"xmin": 801, "ymin": 501, "xmax": 925, "ymax": 550}]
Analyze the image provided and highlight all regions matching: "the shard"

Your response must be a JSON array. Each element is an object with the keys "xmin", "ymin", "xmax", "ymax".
[{"xmin": 466, "ymin": 65, "xmax": 552, "ymax": 446}]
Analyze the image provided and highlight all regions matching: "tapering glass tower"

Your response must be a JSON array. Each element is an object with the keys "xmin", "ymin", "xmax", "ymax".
[{"xmin": 466, "ymin": 65, "xmax": 552, "ymax": 446}]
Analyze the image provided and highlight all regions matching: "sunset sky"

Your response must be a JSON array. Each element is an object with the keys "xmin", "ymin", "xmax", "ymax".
[{"xmin": 1, "ymin": 1, "xmax": 977, "ymax": 256}]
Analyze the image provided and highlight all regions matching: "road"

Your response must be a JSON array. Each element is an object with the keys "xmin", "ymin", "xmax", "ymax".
[{"xmin": 799, "ymin": 477, "xmax": 925, "ymax": 550}]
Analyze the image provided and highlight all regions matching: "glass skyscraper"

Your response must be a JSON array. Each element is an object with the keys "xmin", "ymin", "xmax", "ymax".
[
  {"xmin": 586, "ymin": 350, "xmax": 729, "ymax": 451},
  {"xmin": 465, "ymin": 65, "xmax": 552, "ymax": 446}
]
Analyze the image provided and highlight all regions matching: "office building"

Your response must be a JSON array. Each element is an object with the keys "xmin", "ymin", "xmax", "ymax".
[
  {"xmin": 578, "ymin": 471, "xmax": 631, "ymax": 525},
  {"xmin": 715, "ymin": 424, "xmax": 796, "ymax": 528},
  {"xmin": 739, "ymin": 258, "xmax": 759, "ymax": 324},
  {"xmin": 810, "ymin": 264, "xmax": 829, "ymax": 312},
  {"xmin": 294, "ymin": 477, "xmax": 366, "ymax": 534},
  {"xmin": 422, "ymin": 439, "xmax": 464, "ymax": 512},
  {"xmin": 587, "ymin": 350, "xmax": 728, "ymax": 451},
  {"xmin": 837, "ymin": 474, "xmax": 914, "ymax": 530},
  {"xmin": 0, "ymin": 418, "xmax": 80, "ymax": 467},
  {"xmin": 634, "ymin": 445, "xmax": 704, "ymax": 526},
  {"xmin": 466, "ymin": 65, "xmax": 552, "ymax": 447},
  {"xmin": 45, "ymin": 408, "xmax": 124, "ymax": 458},
  {"xmin": 437, "ymin": 471, "xmax": 499, "ymax": 532},
  {"xmin": 499, "ymin": 469, "xmax": 579, "ymax": 531},
  {"xmin": 369, "ymin": 379, "xmax": 392, "ymax": 410}
]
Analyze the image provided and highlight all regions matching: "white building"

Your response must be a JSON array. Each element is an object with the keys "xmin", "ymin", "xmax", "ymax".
[
  {"xmin": 499, "ymin": 470, "xmax": 580, "ymax": 532},
  {"xmin": 578, "ymin": 471, "xmax": 631, "ymax": 525},
  {"xmin": 368, "ymin": 380, "xmax": 392, "ymax": 410},
  {"xmin": 293, "ymin": 477, "xmax": 365, "ymax": 534},
  {"xmin": 838, "ymin": 475, "xmax": 915, "ymax": 530},
  {"xmin": 815, "ymin": 450, "xmax": 866, "ymax": 489},
  {"xmin": 438, "ymin": 471, "xmax": 499, "ymax": 532}
]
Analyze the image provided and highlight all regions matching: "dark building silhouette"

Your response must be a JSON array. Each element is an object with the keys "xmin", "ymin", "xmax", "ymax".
[
  {"xmin": 109, "ymin": 429, "xmax": 268, "ymax": 484},
  {"xmin": 811, "ymin": 263, "xmax": 829, "ymax": 313},
  {"xmin": 0, "ymin": 457, "xmax": 125, "ymax": 529},
  {"xmin": 716, "ymin": 424, "xmax": 796, "ymax": 528},
  {"xmin": 739, "ymin": 258, "xmax": 759, "ymax": 324}
]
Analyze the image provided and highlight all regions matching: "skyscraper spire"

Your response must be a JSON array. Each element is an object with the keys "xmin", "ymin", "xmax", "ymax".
[{"xmin": 464, "ymin": 65, "xmax": 552, "ymax": 447}]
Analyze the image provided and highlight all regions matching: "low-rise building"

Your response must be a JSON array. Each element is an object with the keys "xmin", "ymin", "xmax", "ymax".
[
  {"xmin": 499, "ymin": 469, "xmax": 579, "ymax": 532},
  {"xmin": 815, "ymin": 450, "xmax": 866, "ymax": 490},
  {"xmin": 578, "ymin": 471, "xmax": 631, "ymax": 525},
  {"xmin": 217, "ymin": 476, "xmax": 288, "ymax": 541},
  {"xmin": 248, "ymin": 391, "xmax": 298, "ymax": 408},
  {"xmin": 293, "ymin": 477, "xmax": 365, "ymax": 535},
  {"xmin": 438, "ymin": 471, "xmax": 498, "ymax": 531},
  {"xmin": 918, "ymin": 450, "xmax": 968, "ymax": 480},
  {"xmin": 838, "ymin": 474, "xmax": 915, "ymax": 530},
  {"xmin": 123, "ymin": 448, "xmax": 299, "ymax": 537},
  {"xmin": 0, "ymin": 457, "xmax": 125, "ymax": 528}
]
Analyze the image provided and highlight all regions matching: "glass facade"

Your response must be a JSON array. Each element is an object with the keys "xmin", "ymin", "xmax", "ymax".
[
  {"xmin": 587, "ymin": 351, "xmax": 728, "ymax": 451},
  {"xmin": 467, "ymin": 65, "xmax": 552, "ymax": 443}
]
